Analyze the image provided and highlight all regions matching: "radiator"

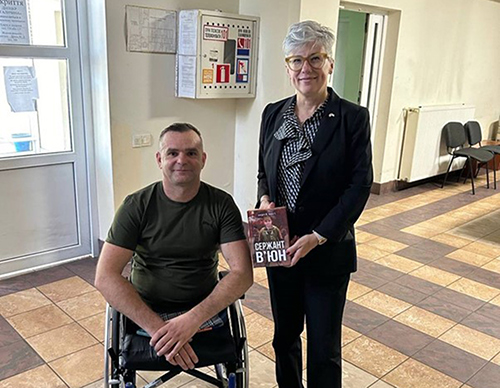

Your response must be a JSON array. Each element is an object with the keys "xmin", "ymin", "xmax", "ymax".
[{"xmin": 398, "ymin": 104, "xmax": 476, "ymax": 182}]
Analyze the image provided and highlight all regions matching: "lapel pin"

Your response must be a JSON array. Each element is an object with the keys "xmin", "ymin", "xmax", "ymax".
[{"xmin": 329, "ymin": 113, "xmax": 335, "ymax": 118}]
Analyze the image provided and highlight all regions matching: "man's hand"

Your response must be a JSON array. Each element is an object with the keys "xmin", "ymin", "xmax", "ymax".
[
  {"xmin": 150, "ymin": 312, "xmax": 201, "ymax": 369},
  {"xmin": 286, "ymin": 233, "xmax": 319, "ymax": 266}
]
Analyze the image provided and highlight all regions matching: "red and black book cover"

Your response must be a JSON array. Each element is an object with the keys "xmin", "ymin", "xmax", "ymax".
[{"xmin": 247, "ymin": 207, "xmax": 290, "ymax": 267}]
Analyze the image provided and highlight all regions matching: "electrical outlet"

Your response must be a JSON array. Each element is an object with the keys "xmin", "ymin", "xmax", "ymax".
[{"xmin": 132, "ymin": 134, "xmax": 152, "ymax": 148}]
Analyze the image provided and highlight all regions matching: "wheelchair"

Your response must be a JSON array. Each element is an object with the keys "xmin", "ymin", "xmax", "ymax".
[{"xmin": 103, "ymin": 282, "xmax": 249, "ymax": 387}]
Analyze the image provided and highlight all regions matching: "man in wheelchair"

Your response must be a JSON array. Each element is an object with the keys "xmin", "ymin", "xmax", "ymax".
[{"xmin": 95, "ymin": 123, "xmax": 253, "ymax": 386}]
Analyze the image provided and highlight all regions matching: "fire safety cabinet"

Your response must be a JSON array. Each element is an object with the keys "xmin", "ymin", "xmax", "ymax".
[{"xmin": 176, "ymin": 9, "xmax": 259, "ymax": 99}]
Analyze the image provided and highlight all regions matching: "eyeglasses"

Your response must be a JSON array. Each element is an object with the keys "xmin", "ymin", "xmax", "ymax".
[{"xmin": 285, "ymin": 52, "xmax": 330, "ymax": 71}]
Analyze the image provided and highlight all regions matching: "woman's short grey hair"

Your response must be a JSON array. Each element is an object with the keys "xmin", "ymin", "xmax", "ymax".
[{"xmin": 283, "ymin": 20, "xmax": 336, "ymax": 57}]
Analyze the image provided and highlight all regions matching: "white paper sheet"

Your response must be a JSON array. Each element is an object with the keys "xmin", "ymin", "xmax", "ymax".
[
  {"xmin": 177, "ymin": 55, "xmax": 196, "ymax": 98},
  {"xmin": 4, "ymin": 66, "xmax": 39, "ymax": 112},
  {"xmin": 126, "ymin": 5, "xmax": 176, "ymax": 53},
  {"xmin": 0, "ymin": 1, "xmax": 30, "ymax": 44},
  {"xmin": 178, "ymin": 10, "xmax": 198, "ymax": 56}
]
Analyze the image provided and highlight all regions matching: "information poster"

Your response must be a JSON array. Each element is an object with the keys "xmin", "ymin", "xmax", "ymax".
[
  {"xmin": 126, "ymin": 5, "xmax": 176, "ymax": 54},
  {"xmin": 0, "ymin": 0, "xmax": 30, "ymax": 44},
  {"xmin": 4, "ymin": 66, "xmax": 39, "ymax": 112}
]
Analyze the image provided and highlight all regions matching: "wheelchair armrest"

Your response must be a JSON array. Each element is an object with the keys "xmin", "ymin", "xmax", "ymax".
[{"xmin": 218, "ymin": 271, "xmax": 245, "ymax": 300}]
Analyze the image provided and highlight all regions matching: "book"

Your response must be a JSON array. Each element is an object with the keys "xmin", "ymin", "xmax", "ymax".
[{"xmin": 247, "ymin": 207, "xmax": 291, "ymax": 267}]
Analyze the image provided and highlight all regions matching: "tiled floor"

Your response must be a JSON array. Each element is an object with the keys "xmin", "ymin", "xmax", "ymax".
[{"xmin": 0, "ymin": 175, "xmax": 499, "ymax": 387}]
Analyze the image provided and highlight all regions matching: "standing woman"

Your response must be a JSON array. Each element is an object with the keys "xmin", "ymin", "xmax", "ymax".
[{"xmin": 257, "ymin": 20, "xmax": 373, "ymax": 388}]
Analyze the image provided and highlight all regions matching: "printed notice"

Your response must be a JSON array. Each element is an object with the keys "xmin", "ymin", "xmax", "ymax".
[
  {"xmin": 178, "ymin": 9, "xmax": 198, "ymax": 56},
  {"xmin": 4, "ymin": 66, "xmax": 39, "ymax": 112},
  {"xmin": 0, "ymin": 0, "xmax": 30, "ymax": 44},
  {"xmin": 126, "ymin": 5, "xmax": 176, "ymax": 54},
  {"xmin": 177, "ymin": 55, "xmax": 196, "ymax": 98}
]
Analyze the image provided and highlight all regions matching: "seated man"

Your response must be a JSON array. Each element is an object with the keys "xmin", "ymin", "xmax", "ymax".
[{"xmin": 95, "ymin": 123, "xmax": 253, "ymax": 370}]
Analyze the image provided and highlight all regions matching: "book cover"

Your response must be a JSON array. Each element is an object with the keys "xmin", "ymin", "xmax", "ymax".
[{"xmin": 247, "ymin": 207, "xmax": 290, "ymax": 267}]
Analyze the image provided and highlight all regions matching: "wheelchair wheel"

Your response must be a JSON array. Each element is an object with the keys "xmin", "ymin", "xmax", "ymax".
[{"xmin": 228, "ymin": 300, "xmax": 249, "ymax": 388}]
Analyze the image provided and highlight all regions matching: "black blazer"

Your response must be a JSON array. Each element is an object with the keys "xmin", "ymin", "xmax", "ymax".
[{"xmin": 257, "ymin": 88, "xmax": 373, "ymax": 273}]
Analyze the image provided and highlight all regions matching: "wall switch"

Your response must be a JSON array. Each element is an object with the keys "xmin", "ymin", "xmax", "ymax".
[{"xmin": 132, "ymin": 134, "xmax": 152, "ymax": 148}]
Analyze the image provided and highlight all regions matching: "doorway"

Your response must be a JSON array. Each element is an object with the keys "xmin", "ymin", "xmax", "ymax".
[
  {"xmin": 332, "ymin": 8, "xmax": 386, "ymax": 144},
  {"xmin": 0, "ymin": 0, "xmax": 93, "ymax": 276}
]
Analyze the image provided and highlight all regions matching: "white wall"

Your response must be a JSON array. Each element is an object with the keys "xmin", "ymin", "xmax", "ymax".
[
  {"xmin": 351, "ymin": 0, "xmax": 500, "ymax": 183},
  {"xmin": 106, "ymin": 0, "xmax": 239, "ymax": 206}
]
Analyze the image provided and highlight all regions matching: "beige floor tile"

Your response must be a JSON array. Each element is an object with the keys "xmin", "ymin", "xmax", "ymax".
[
  {"xmin": 482, "ymin": 259, "xmax": 500, "ymax": 274},
  {"xmin": 242, "ymin": 305, "xmax": 254, "ymax": 317},
  {"xmin": 447, "ymin": 278, "xmax": 500, "ymax": 302},
  {"xmin": 249, "ymin": 349, "xmax": 277, "ymax": 387},
  {"xmin": 38, "ymin": 276, "xmax": 95, "ymax": 303},
  {"xmin": 366, "ymin": 238, "xmax": 408, "ymax": 254},
  {"xmin": 355, "ymin": 291, "xmax": 411, "ymax": 318},
  {"xmin": 245, "ymin": 312, "xmax": 274, "ymax": 348},
  {"xmin": 431, "ymin": 233, "xmax": 474, "ymax": 248},
  {"xmin": 253, "ymin": 267, "xmax": 268, "ymax": 282},
  {"xmin": 439, "ymin": 324, "xmax": 500, "ymax": 360},
  {"xmin": 358, "ymin": 211, "xmax": 385, "ymax": 223},
  {"xmin": 79, "ymin": 312, "xmax": 106, "ymax": 342},
  {"xmin": 0, "ymin": 365, "xmax": 67, "ymax": 388},
  {"xmin": 356, "ymin": 231, "xmax": 379, "ymax": 244},
  {"xmin": 343, "ymin": 337, "xmax": 407, "ymax": 378},
  {"xmin": 382, "ymin": 359, "xmax": 461, "ymax": 388},
  {"xmin": 342, "ymin": 326, "xmax": 362, "ymax": 347},
  {"xmin": 491, "ymin": 352, "xmax": 500, "ymax": 366},
  {"xmin": 257, "ymin": 338, "xmax": 307, "ymax": 369},
  {"xmin": 401, "ymin": 224, "xmax": 442, "ymax": 238},
  {"xmin": 393, "ymin": 306, "xmax": 455, "ymax": 337},
  {"xmin": 57, "ymin": 290, "xmax": 106, "ymax": 321},
  {"xmin": 462, "ymin": 241, "xmax": 500, "ymax": 258},
  {"xmin": 82, "ymin": 378, "xmax": 106, "ymax": 388},
  {"xmin": 6, "ymin": 304, "xmax": 73, "ymax": 338},
  {"xmin": 370, "ymin": 380, "xmax": 396, "ymax": 388},
  {"xmin": 375, "ymin": 254, "xmax": 423, "ymax": 273},
  {"xmin": 0, "ymin": 288, "xmax": 52, "ymax": 317},
  {"xmin": 356, "ymin": 245, "xmax": 389, "ymax": 261},
  {"xmin": 347, "ymin": 281, "xmax": 372, "ymax": 301},
  {"xmin": 26, "ymin": 322, "xmax": 98, "ymax": 362},
  {"xmin": 426, "ymin": 215, "xmax": 463, "ymax": 230},
  {"xmin": 50, "ymin": 344, "xmax": 104, "ymax": 388},
  {"xmin": 138, "ymin": 370, "xmax": 195, "ymax": 387},
  {"xmin": 409, "ymin": 266, "xmax": 461, "ymax": 287},
  {"xmin": 342, "ymin": 361, "xmax": 378, "ymax": 388},
  {"xmin": 490, "ymin": 293, "xmax": 500, "ymax": 307},
  {"xmin": 446, "ymin": 249, "xmax": 494, "ymax": 267},
  {"xmin": 257, "ymin": 277, "xmax": 269, "ymax": 288}
]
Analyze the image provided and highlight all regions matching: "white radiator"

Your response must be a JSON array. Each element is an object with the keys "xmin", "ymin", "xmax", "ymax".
[{"xmin": 398, "ymin": 104, "xmax": 475, "ymax": 182}]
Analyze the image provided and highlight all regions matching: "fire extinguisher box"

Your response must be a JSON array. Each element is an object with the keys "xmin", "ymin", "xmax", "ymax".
[{"xmin": 176, "ymin": 9, "xmax": 259, "ymax": 99}]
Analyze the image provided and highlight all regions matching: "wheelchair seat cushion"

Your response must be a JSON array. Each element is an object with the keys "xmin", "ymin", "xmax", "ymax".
[{"xmin": 121, "ymin": 321, "xmax": 238, "ymax": 370}]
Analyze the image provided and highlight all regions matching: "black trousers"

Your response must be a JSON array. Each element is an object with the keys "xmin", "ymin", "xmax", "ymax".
[{"xmin": 267, "ymin": 258, "xmax": 350, "ymax": 388}]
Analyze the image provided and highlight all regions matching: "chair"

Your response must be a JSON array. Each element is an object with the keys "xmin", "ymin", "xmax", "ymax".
[
  {"xmin": 441, "ymin": 122, "xmax": 494, "ymax": 194},
  {"xmin": 465, "ymin": 120, "xmax": 499, "ymax": 189},
  {"xmin": 103, "ymin": 273, "xmax": 249, "ymax": 388}
]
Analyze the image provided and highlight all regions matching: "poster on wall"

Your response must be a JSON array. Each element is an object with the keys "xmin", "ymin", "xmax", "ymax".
[
  {"xmin": 0, "ymin": 1, "xmax": 30, "ymax": 45},
  {"xmin": 126, "ymin": 5, "xmax": 176, "ymax": 54},
  {"xmin": 4, "ymin": 66, "xmax": 39, "ymax": 112}
]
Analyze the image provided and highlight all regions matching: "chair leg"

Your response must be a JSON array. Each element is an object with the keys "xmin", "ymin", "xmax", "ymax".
[
  {"xmin": 485, "ymin": 163, "xmax": 490, "ymax": 189},
  {"xmin": 467, "ymin": 157, "xmax": 475, "ymax": 194},
  {"xmin": 494, "ymin": 163, "xmax": 497, "ymax": 190},
  {"xmin": 442, "ymin": 156, "xmax": 455, "ymax": 188},
  {"xmin": 457, "ymin": 159, "xmax": 466, "ymax": 183}
]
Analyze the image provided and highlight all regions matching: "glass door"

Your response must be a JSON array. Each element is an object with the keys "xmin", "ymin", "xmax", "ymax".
[{"xmin": 0, "ymin": 0, "xmax": 92, "ymax": 275}]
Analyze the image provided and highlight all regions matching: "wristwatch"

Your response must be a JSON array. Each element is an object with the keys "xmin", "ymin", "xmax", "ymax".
[{"xmin": 313, "ymin": 230, "xmax": 328, "ymax": 245}]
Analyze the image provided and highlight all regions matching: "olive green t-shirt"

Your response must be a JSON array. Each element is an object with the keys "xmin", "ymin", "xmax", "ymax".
[{"xmin": 106, "ymin": 181, "xmax": 245, "ymax": 312}]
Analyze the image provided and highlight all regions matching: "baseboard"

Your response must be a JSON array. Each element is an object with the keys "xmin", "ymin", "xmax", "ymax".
[{"xmin": 370, "ymin": 181, "xmax": 398, "ymax": 194}]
